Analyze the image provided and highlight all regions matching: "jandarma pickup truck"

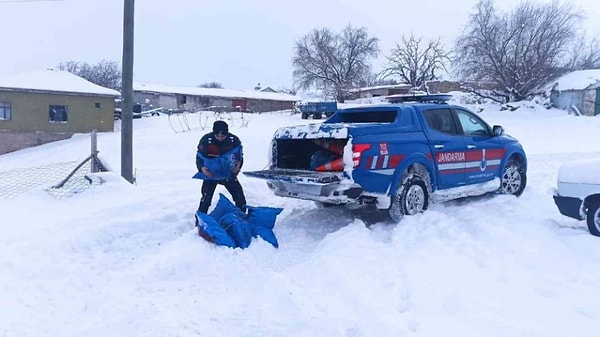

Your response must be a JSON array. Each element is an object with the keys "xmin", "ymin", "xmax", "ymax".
[{"xmin": 244, "ymin": 95, "xmax": 528, "ymax": 221}]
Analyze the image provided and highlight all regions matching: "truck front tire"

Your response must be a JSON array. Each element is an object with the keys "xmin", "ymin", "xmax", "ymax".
[{"xmin": 499, "ymin": 158, "xmax": 526, "ymax": 196}]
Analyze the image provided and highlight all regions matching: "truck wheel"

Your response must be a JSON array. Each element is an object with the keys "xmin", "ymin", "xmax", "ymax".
[
  {"xmin": 587, "ymin": 201, "xmax": 600, "ymax": 237},
  {"xmin": 389, "ymin": 175, "xmax": 429, "ymax": 222},
  {"xmin": 499, "ymin": 158, "xmax": 526, "ymax": 196}
]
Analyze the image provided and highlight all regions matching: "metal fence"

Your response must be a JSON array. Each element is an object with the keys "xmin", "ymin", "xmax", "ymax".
[
  {"xmin": 167, "ymin": 110, "xmax": 251, "ymax": 133},
  {"xmin": 0, "ymin": 131, "xmax": 107, "ymax": 199}
]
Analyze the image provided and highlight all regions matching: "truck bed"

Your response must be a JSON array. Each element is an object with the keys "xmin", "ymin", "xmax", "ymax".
[{"xmin": 275, "ymin": 138, "xmax": 347, "ymax": 171}]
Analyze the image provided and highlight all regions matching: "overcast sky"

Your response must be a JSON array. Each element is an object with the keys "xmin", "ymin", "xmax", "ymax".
[{"xmin": 1, "ymin": 0, "xmax": 599, "ymax": 90}]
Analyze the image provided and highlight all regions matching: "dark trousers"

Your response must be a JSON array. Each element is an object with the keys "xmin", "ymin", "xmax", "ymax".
[{"xmin": 198, "ymin": 178, "xmax": 247, "ymax": 213}]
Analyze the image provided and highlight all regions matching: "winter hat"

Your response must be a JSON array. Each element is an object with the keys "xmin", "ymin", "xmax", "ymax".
[{"xmin": 213, "ymin": 120, "xmax": 229, "ymax": 134}]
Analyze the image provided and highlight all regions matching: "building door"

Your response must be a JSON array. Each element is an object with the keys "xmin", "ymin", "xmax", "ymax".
[{"xmin": 232, "ymin": 99, "xmax": 247, "ymax": 110}]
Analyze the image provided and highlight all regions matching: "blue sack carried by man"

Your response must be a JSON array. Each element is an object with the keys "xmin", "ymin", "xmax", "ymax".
[{"xmin": 193, "ymin": 146, "xmax": 242, "ymax": 180}]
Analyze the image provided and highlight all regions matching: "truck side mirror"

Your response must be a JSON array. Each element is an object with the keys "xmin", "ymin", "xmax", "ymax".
[{"xmin": 492, "ymin": 125, "xmax": 504, "ymax": 136}]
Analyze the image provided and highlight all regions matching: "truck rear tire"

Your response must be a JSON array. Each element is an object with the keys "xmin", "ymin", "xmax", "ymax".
[
  {"xmin": 587, "ymin": 201, "xmax": 600, "ymax": 237},
  {"xmin": 389, "ymin": 175, "xmax": 429, "ymax": 222}
]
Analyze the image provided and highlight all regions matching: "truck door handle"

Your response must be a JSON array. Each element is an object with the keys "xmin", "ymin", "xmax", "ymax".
[
  {"xmin": 434, "ymin": 145, "xmax": 444, "ymax": 149},
  {"xmin": 467, "ymin": 145, "xmax": 476, "ymax": 149}
]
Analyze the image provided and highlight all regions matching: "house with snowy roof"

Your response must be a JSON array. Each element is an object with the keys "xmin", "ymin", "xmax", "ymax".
[
  {"xmin": 545, "ymin": 69, "xmax": 600, "ymax": 116},
  {"xmin": 133, "ymin": 83, "xmax": 300, "ymax": 113},
  {"xmin": 0, "ymin": 69, "xmax": 120, "ymax": 133},
  {"xmin": 0, "ymin": 69, "xmax": 119, "ymax": 154}
]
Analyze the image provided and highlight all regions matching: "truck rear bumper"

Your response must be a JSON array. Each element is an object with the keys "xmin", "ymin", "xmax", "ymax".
[
  {"xmin": 553, "ymin": 194, "xmax": 584, "ymax": 220},
  {"xmin": 244, "ymin": 169, "xmax": 363, "ymax": 204},
  {"xmin": 266, "ymin": 180, "xmax": 363, "ymax": 204}
]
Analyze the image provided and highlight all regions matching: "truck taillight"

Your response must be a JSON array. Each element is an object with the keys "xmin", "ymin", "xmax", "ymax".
[
  {"xmin": 269, "ymin": 140, "xmax": 276, "ymax": 169},
  {"xmin": 352, "ymin": 144, "xmax": 371, "ymax": 168}
]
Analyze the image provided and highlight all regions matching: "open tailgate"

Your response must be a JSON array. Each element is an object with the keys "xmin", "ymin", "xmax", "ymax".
[{"xmin": 243, "ymin": 169, "xmax": 342, "ymax": 184}]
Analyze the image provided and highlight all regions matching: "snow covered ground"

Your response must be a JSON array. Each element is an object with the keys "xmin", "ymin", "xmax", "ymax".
[{"xmin": 1, "ymin": 101, "xmax": 600, "ymax": 337}]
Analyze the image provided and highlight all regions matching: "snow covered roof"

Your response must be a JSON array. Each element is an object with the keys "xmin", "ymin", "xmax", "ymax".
[
  {"xmin": 134, "ymin": 83, "xmax": 300, "ymax": 102},
  {"xmin": 0, "ymin": 69, "xmax": 121, "ymax": 96},
  {"xmin": 547, "ymin": 69, "xmax": 600, "ymax": 91}
]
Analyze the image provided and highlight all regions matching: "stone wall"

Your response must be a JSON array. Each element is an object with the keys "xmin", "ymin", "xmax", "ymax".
[
  {"xmin": 0, "ymin": 130, "xmax": 72, "ymax": 155},
  {"xmin": 426, "ymin": 80, "xmax": 498, "ymax": 93}
]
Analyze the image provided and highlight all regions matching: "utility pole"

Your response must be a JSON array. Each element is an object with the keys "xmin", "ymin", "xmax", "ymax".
[{"xmin": 121, "ymin": 0, "xmax": 135, "ymax": 183}]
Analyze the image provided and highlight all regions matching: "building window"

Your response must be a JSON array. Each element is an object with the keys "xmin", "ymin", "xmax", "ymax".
[
  {"xmin": 0, "ymin": 102, "xmax": 11, "ymax": 120},
  {"xmin": 95, "ymin": 102, "xmax": 101, "ymax": 109},
  {"xmin": 49, "ymin": 105, "xmax": 68, "ymax": 123}
]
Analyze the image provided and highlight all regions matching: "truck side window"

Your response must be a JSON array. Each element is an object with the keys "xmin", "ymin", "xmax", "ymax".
[
  {"xmin": 424, "ymin": 109, "xmax": 459, "ymax": 135},
  {"xmin": 455, "ymin": 109, "xmax": 490, "ymax": 136}
]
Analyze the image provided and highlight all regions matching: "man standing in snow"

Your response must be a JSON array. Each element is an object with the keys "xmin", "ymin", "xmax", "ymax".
[{"xmin": 195, "ymin": 120, "xmax": 247, "ymax": 215}]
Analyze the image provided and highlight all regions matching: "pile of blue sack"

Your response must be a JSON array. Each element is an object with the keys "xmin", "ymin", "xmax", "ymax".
[{"xmin": 195, "ymin": 193, "xmax": 282, "ymax": 249}]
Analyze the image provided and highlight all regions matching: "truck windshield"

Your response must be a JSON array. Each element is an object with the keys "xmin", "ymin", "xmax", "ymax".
[{"xmin": 328, "ymin": 110, "xmax": 397, "ymax": 123}]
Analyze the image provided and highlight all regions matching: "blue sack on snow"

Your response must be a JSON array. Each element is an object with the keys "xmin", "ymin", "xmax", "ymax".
[
  {"xmin": 193, "ymin": 146, "xmax": 243, "ymax": 180},
  {"xmin": 246, "ymin": 206, "xmax": 283, "ymax": 248},
  {"xmin": 246, "ymin": 206, "xmax": 283, "ymax": 230},
  {"xmin": 252, "ymin": 226, "xmax": 279, "ymax": 248},
  {"xmin": 195, "ymin": 194, "xmax": 282, "ymax": 249},
  {"xmin": 220, "ymin": 213, "xmax": 253, "ymax": 249},
  {"xmin": 195, "ymin": 211, "xmax": 236, "ymax": 248},
  {"xmin": 209, "ymin": 193, "xmax": 245, "ymax": 222}
]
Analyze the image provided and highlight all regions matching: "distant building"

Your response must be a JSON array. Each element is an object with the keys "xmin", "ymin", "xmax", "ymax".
[
  {"xmin": 134, "ymin": 83, "xmax": 299, "ymax": 113},
  {"xmin": 544, "ymin": 69, "xmax": 600, "ymax": 116},
  {"xmin": 0, "ymin": 69, "xmax": 119, "ymax": 154},
  {"xmin": 349, "ymin": 84, "xmax": 412, "ymax": 100},
  {"xmin": 426, "ymin": 80, "xmax": 463, "ymax": 93},
  {"xmin": 425, "ymin": 80, "xmax": 498, "ymax": 94},
  {"xmin": 259, "ymin": 87, "xmax": 279, "ymax": 93}
]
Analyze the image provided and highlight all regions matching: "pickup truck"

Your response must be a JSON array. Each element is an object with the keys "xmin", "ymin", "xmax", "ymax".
[
  {"xmin": 114, "ymin": 104, "xmax": 161, "ymax": 120},
  {"xmin": 553, "ymin": 158, "xmax": 600, "ymax": 236},
  {"xmin": 244, "ymin": 95, "xmax": 528, "ymax": 221},
  {"xmin": 296, "ymin": 101, "xmax": 338, "ymax": 119}
]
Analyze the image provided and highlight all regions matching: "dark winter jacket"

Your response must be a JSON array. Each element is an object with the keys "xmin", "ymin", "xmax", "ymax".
[{"xmin": 196, "ymin": 132, "xmax": 243, "ymax": 172}]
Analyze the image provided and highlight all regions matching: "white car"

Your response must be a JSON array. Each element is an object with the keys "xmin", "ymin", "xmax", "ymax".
[{"xmin": 553, "ymin": 158, "xmax": 600, "ymax": 236}]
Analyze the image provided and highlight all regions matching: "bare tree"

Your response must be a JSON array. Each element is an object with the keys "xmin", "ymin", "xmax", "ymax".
[
  {"xmin": 198, "ymin": 82, "xmax": 223, "ymax": 88},
  {"xmin": 57, "ymin": 60, "xmax": 80, "ymax": 74},
  {"xmin": 566, "ymin": 36, "xmax": 600, "ymax": 70},
  {"xmin": 357, "ymin": 73, "xmax": 399, "ymax": 88},
  {"xmin": 58, "ymin": 60, "xmax": 122, "ymax": 92},
  {"xmin": 382, "ymin": 34, "xmax": 450, "ymax": 90},
  {"xmin": 454, "ymin": 0, "xmax": 583, "ymax": 102},
  {"xmin": 292, "ymin": 25, "xmax": 379, "ymax": 102},
  {"xmin": 277, "ymin": 87, "xmax": 297, "ymax": 95}
]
